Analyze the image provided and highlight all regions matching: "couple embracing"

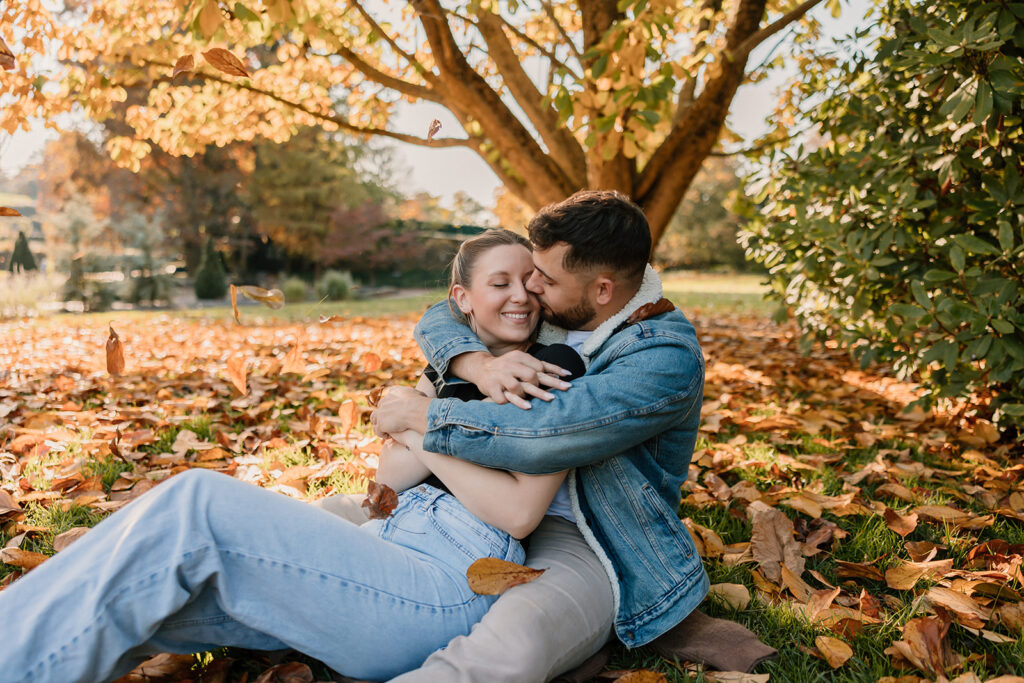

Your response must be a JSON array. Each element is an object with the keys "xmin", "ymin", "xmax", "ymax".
[{"xmin": 0, "ymin": 190, "xmax": 708, "ymax": 682}]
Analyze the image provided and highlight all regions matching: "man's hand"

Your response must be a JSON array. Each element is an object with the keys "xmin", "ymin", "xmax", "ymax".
[
  {"xmin": 452, "ymin": 350, "xmax": 572, "ymax": 409},
  {"xmin": 371, "ymin": 385, "xmax": 431, "ymax": 437}
]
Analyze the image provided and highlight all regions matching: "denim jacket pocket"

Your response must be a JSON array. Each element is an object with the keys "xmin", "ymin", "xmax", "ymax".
[{"xmin": 635, "ymin": 483, "xmax": 695, "ymax": 573}]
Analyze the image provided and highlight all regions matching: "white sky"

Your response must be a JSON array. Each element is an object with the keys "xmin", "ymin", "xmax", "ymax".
[{"xmin": 0, "ymin": 0, "xmax": 871, "ymax": 209}]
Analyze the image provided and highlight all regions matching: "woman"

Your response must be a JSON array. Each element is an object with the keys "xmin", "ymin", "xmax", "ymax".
[{"xmin": 0, "ymin": 230, "xmax": 578, "ymax": 683}]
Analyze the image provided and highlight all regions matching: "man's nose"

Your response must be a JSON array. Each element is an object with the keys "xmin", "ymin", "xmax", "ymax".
[{"xmin": 526, "ymin": 270, "xmax": 543, "ymax": 294}]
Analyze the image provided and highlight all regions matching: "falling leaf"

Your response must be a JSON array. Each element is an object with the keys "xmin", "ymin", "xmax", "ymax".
[
  {"xmin": 885, "ymin": 558, "xmax": 954, "ymax": 590},
  {"xmin": 198, "ymin": 0, "xmax": 222, "ymax": 38},
  {"xmin": 106, "ymin": 325, "xmax": 125, "ymax": 376},
  {"xmin": 52, "ymin": 526, "xmax": 91, "ymax": 552},
  {"xmin": 281, "ymin": 343, "xmax": 305, "ymax": 375},
  {"xmin": 171, "ymin": 54, "xmax": 194, "ymax": 77},
  {"xmin": 748, "ymin": 500, "xmax": 805, "ymax": 584},
  {"xmin": 0, "ymin": 206, "xmax": 22, "ymax": 216},
  {"xmin": 203, "ymin": 48, "xmax": 250, "ymax": 78},
  {"xmin": 883, "ymin": 507, "xmax": 919, "ymax": 537},
  {"xmin": 361, "ymin": 480, "xmax": 398, "ymax": 519},
  {"xmin": 707, "ymin": 582, "xmax": 750, "ymax": 610},
  {"xmin": 253, "ymin": 661, "xmax": 314, "ymax": 683},
  {"xmin": 427, "ymin": 118, "xmax": 442, "ymax": 141},
  {"xmin": 0, "ymin": 547, "xmax": 48, "ymax": 571},
  {"xmin": 237, "ymin": 285, "xmax": 286, "ymax": 309},
  {"xmin": 466, "ymin": 557, "xmax": 546, "ymax": 595},
  {"xmin": 0, "ymin": 36, "xmax": 14, "ymax": 71},
  {"xmin": 230, "ymin": 283, "xmax": 240, "ymax": 323},
  {"xmin": 338, "ymin": 400, "xmax": 359, "ymax": 438},
  {"xmin": 815, "ymin": 635, "xmax": 853, "ymax": 668},
  {"xmin": 226, "ymin": 355, "xmax": 248, "ymax": 395}
]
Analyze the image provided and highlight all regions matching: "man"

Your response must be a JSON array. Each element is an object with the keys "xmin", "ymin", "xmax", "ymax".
[{"xmin": 370, "ymin": 190, "xmax": 709, "ymax": 682}]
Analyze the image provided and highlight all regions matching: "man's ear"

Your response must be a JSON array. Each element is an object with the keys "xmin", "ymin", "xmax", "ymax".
[
  {"xmin": 593, "ymin": 275, "xmax": 616, "ymax": 306},
  {"xmin": 451, "ymin": 284, "xmax": 472, "ymax": 314}
]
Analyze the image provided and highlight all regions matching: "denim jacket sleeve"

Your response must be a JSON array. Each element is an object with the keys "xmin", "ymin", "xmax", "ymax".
[
  {"xmin": 421, "ymin": 328, "xmax": 704, "ymax": 474},
  {"xmin": 413, "ymin": 300, "xmax": 488, "ymax": 383}
]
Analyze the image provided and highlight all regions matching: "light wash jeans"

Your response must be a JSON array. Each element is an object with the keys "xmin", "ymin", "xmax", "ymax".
[{"xmin": 0, "ymin": 470, "xmax": 523, "ymax": 683}]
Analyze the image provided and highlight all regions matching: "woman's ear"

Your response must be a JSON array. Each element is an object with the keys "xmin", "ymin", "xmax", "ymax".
[{"xmin": 451, "ymin": 284, "xmax": 472, "ymax": 314}]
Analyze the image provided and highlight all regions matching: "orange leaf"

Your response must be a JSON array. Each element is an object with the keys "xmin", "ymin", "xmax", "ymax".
[
  {"xmin": 885, "ymin": 558, "xmax": 954, "ymax": 591},
  {"xmin": 427, "ymin": 118, "xmax": 442, "ymax": 141},
  {"xmin": 106, "ymin": 325, "xmax": 125, "ymax": 376},
  {"xmin": 281, "ymin": 343, "xmax": 305, "ymax": 375},
  {"xmin": 362, "ymin": 352, "xmax": 382, "ymax": 372},
  {"xmin": 122, "ymin": 653, "xmax": 197, "ymax": 681},
  {"xmin": 0, "ymin": 36, "xmax": 14, "ymax": 71},
  {"xmin": 226, "ymin": 355, "xmax": 248, "ymax": 395},
  {"xmin": 53, "ymin": 526, "xmax": 91, "ymax": 552},
  {"xmin": 198, "ymin": 0, "xmax": 221, "ymax": 38},
  {"xmin": 0, "ymin": 547, "xmax": 48, "ymax": 571},
  {"xmin": 230, "ymin": 284, "xmax": 240, "ymax": 323},
  {"xmin": 924, "ymin": 586, "xmax": 991, "ymax": 629},
  {"xmin": 338, "ymin": 400, "xmax": 359, "ymax": 438},
  {"xmin": 608, "ymin": 671, "xmax": 667, "ymax": 683},
  {"xmin": 466, "ymin": 557, "xmax": 546, "ymax": 595},
  {"xmin": 253, "ymin": 661, "xmax": 314, "ymax": 683},
  {"xmin": 361, "ymin": 480, "xmax": 398, "ymax": 520},
  {"xmin": 203, "ymin": 48, "xmax": 250, "ymax": 77},
  {"xmin": 237, "ymin": 285, "xmax": 285, "ymax": 309},
  {"xmin": 0, "ymin": 206, "xmax": 21, "ymax": 216},
  {"xmin": 171, "ymin": 54, "xmax": 194, "ymax": 77},
  {"xmin": 883, "ymin": 507, "xmax": 919, "ymax": 537},
  {"xmin": 814, "ymin": 635, "xmax": 853, "ymax": 668},
  {"xmin": 884, "ymin": 613, "xmax": 961, "ymax": 677}
]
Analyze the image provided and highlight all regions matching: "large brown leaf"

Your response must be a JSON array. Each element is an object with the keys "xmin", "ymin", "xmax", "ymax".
[
  {"xmin": 885, "ymin": 558, "xmax": 954, "ymax": 590},
  {"xmin": 747, "ymin": 500, "xmax": 804, "ymax": 584},
  {"xmin": 361, "ymin": 480, "xmax": 398, "ymax": 519},
  {"xmin": 106, "ymin": 325, "xmax": 125, "ymax": 376},
  {"xmin": 466, "ymin": 557, "xmax": 546, "ymax": 595},
  {"xmin": 202, "ymin": 48, "xmax": 250, "ymax": 77},
  {"xmin": 814, "ymin": 635, "xmax": 853, "ymax": 668},
  {"xmin": 253, "ymin": 661, "xmax": 314, "ymax": 683},
  {"xmin": 0, "ymin": 547, "xmax": 48, "ymax": 571},
  {"xmin": 883, "ymin": 507, "xmax": 918, "ymax": 537},
  {"xmin": 884, "ymin": 613, "xmax": 961, "ymax": 677},
  {"xmin": 0, "ymin": 36, "xmax": 14, "ymax": 71}
]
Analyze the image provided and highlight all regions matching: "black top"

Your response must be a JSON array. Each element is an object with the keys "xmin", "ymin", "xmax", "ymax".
[{"xmin": 419, "ymin": 342, "xmax": 586, "ymax": 493}]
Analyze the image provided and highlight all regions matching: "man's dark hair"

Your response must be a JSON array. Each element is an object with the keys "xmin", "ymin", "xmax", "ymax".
[{"xmin": 527, "ymin": 190, "xmax": 651, "ymax": 284}]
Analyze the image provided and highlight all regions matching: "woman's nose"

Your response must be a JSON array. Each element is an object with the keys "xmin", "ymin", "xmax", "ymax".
[{"xmin": 509, "ymin": 281, "xmax": 528, "ymax": 302}]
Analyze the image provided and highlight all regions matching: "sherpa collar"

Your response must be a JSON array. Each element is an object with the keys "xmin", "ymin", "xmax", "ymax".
[{"xmin": 535, "ymin": 264, "xmax": 664, "ymax": 363}]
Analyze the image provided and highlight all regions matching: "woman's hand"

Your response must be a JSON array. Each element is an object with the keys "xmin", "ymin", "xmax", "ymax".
[
  {"xmin": 371, "ymin": 385, "xmax": 431, "ymax": 437},
  {"xmin": 452, "ymin": 350, "xmax": 571, "ymax": 409}
]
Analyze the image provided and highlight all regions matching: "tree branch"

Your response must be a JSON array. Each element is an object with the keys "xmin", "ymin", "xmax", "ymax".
[
  {"xmin": 335, "ymin": 45, "xmax": 441, "ymax": 103},
  {"xmin": 493, "ymin": 10, "xmax": 582, "ymax": 79},
  {"xmin": 348, "ymin": 0, "xmax": 434, "ymax": 79},
  {"xmin": 673, "ymin": 0, "xmax": 723, "ymax": 126},
  {"xmin": 707, "ymin": 127, "xmax": 806, "ymax": 156},
  {"xmin": 733, "ymin": 0, "xmax": 826, "ymax": 61},
  {"xmin": 541, "ymin": 0, "xmax": 582, "ymax": 61}
]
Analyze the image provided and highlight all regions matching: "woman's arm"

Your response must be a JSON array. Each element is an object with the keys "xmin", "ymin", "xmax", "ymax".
[
  {"xmin": 373, "ymin": 374, "xmax": 436, "ymax": 491},
  {"xmin": 392, "ymin": 429, "xmax": 565, "ymax": 540}
]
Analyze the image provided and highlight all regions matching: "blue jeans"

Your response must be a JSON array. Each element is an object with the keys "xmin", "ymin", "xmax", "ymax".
[{"xmin": 0, "ymin": 470, "xmax": 523, "ymax": 682}]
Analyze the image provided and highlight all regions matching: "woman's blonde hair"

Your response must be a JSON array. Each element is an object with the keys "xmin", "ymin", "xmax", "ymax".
[{"xmin": 447, "ymin": 229, "xmax": 532, "ymax": 320}]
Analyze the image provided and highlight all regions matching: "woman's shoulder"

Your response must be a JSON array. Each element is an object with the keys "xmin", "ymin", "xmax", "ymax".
[{"xmin": 527, "ymin": 343, "xmax": 586, "ymax": 380}]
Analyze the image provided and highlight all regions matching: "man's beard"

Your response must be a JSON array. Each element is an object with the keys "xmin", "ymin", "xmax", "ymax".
[{"xmin": 542, "ymin": 298, "xmax": 596, "ymax": 330}]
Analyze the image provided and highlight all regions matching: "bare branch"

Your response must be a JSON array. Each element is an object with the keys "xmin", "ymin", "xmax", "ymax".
[
  {"xmin": 707, "ymin": 127, "xmax": 805, "ymax": 157},
  {"xmin": 733, "ymin": 0, "xmax": 825, "ymax": 61},
  {"xmin": 497, "ymin": 11, "xmax": 582, "ymax": 79},
  {"xmin": 336, "ymin": 46, "xmax": 441, "ymax": 102},
  {"xmin": 742, "ymin": 25, "xmax": 798, "ymax": 80},
  {"xmin": 348, "ymin": 1, "xmax": 434, "ymax": 79}
]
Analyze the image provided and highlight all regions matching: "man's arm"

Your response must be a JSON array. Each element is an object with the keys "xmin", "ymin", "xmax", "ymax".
[
  {"xmin": 414, "ymin": 300, "xmax": 572, "ymax": 406},
  {"xmin": 379, "ymin": 336, "xmax": 704, "ymax": 475}
]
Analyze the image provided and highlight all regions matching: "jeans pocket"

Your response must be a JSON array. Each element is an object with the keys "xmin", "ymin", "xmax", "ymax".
[{"xmin": 426, "ymin": 495, "xmax": 523, "ymax": 568}]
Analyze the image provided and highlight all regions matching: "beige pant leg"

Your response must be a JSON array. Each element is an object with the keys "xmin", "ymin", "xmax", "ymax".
[
  {"xmin": 311, "ymin": 492, "xmax": 370, "ymax": 525},
  {"xmin": 389, "ymin": 515, "xmax": 614, "ymax": 683}
]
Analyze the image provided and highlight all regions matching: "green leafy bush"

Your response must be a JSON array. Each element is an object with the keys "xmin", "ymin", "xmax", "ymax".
[
  {"xmin": 193, "ymin": 237, "xmax": 227, "ymax": 300},
  {"xmin": 281, "ymin": 276, "xmax": 309, "ymax": 303},
  {"xmin": 317, "ymin": 270, "xmax": 355, "ymax": 302},
  {"xmin": 742, "ymin": 0, "xmax": 1024, "ymax": 425}
]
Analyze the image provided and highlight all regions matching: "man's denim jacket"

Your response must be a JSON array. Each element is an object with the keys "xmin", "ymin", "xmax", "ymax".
[{"xmin": 414, "ymin": 271, "xmax": 709, "ymax": 647}]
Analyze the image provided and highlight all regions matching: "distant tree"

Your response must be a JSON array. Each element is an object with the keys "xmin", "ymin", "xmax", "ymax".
[
  {"xmin": 194, "ymin": 237, "xmax": 228, "ymax": 300},
  {"xmin": 8, "ymin": 231, "xmax": 37, "ymax": 273},
  {"xmin": 743, "ymin": 0, "xmax": 1024, "ymax": 425}
]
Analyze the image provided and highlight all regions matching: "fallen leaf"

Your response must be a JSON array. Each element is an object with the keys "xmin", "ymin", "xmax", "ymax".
[
  {"xmin": 748, "ymin": 500, "xmax": 805, "ymax": 584},
  {"xmin": 106, "ymin": 325, "xmax": 125, "ymax": 375},
  {"xmin": 361, "ymin": 480, "xmax": 398, "ymax": 519},
  {"xmin": 0, "ymin": 35, "xmax": 14, "ymax": 70},
  {"xmin": 338, "ymin": 400, "xmax": 360, "ymax": 438},
  {"xmin": 53, "ymin": 526, "xmax": 90, "ymax": 552},
  {"xmin": 281, "ymin": 343, "xmax": 305, "ymax": 375},
  {"xmin": 815, "ymin": 635, "xmax": 853, "ymax": 668},
  {"xmin": 885, "ymin": 558, "xmax": 954, "ymax": 591},
  {"xmin": 203, "ymin": 47, "xmax": 250, "ymax": 77},
  {"xmin": 707, "ymin": 582, "xmax": 751, "ymax": 610},
  {"xmin": 913, "ymin": 505, "xmax": 973, "ymax": 524},
  {"xmin": 226, "ymin": 355, "xmax": 248, "ymax": 395},
  {"xmin": 253, "ymin": 661, "xmax": 313, "ymax": 683},
  {"xmin": 703, "ymin": 673, "xmax": 769, "ymax": 683},
  {"xmin": 884, "ymin": 613, "xmax": 961, "ymax": 677},
  {"xmin": 118, "ymin": 653, "xmax": 196, "ymax": 681},
  {"xmin": 171, "ymin": 54, "xmax": 194, "ymax": 77},
  {"xmin": 805, "ymin": 587, "xmax": 842, "ymax": 620},
  {"xmin": 781, "ymin": 562, "xmax": 813, "ymax": 602},
  {"xmin": 0, "ymin": 490, "xmax": 22, "ymax": 519},
  {"xmin": 609, "ymin": 671, "xmax": 666, "ymax": 683},
  {"xmin": 925, "ymin": 586, "xmax": 991, "ymax": 629},
  {"xmin": 427, "ymin": 118, "xmax": 442, "ymax": 141},
  {"xmin": 466, "ymin": 557, "xmax": 546, "ymax": 595},
  {"xmin": 905, "ymin": 540, "xmax": 940, "ymax": 562},
  {"xmin": 884, "ymin": 507, "xmax": 919, "ymax": 537},
  {"xmin": 0, "ymin": 547, "xmax": 48, "ymax": 570},
  {"xmin": 835, "ymin": 560, "xmax": 885, "ymax": 582},
  {"xmin": 362, "ymin": 352, "xmax": 382, "ymax": 373}
]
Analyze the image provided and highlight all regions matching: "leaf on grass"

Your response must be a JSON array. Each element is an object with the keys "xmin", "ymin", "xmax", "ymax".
[
  {"xmin": 362, "ymin": 352, "xmax": 382, "ymax": 373},
  {"xmin": 924, "ymin": 586, "xmax": 991, "ymax": 629},
  {"xmin": 53, "ymin": 526, "xmax": 90, "ymax": 552},
  {"xmin": 884, "ymin": 613, "xmax": 961, "ymax": 677},
  {"xmin": 606, "ymin": 670, "xmax": 667, "ymax": 683},
  {"xmin": 835, "ymin": 560, "xmax": 884, "ymax": 582},
  {"xmin": 805, "ymin": 587, "xmax": 842, "ymax": 620},
  {"xmin": 781, "ymin": 562, "xmax": 814, "ymax": 602},
  {"xmin": 0, "ymin": 547, "xmax": 48, "ymax": 570},
  {"xmin": 281, "ymin": 343, "xmax": 305, "ymax": 375},
  {"xmin": 253, "ymin": 661, "xmax": 314, "ymax": 683},
  {"xmin": 119, "ymin": 653, "xmax": 197, "ymax": 681},
  {"xmin": 0, "ymin": 206, "xmax": 22, "ymax": 216},
  {"xmin": 171, "ymin": 54, "xmax": 194, "ymax": 77},
  {"xmin": 230, "ymin": 284, "xmax": 240, "ymax": 323},
  {"xmin": 237, "ymin": 285, "xmax": 286, "ymax": 309},
  {"xmin": 702, "ymin": 673, "xmax": 769, "ymax": 683},
  {"xmin": 993, "ymin": 602, "xmax": 1024, "ymax": 632},
  {"xmin": 466, "ymin": 557, "xmax": 545, "ymax": 595},
  {"xmin": 0, "ymin": 490, "xmax": 22, "ymax": 519},
  {"xmin": 905, "ymin": 540, "xmax": 940, "ymax": 562},
  {"xmin": 0, "ymin": 36, "xmax": 14, "ymax": 71},
  {"xmin": 748, "ymin": 500, "xmax": 805, "ymax": 584},
  {"xmin": 885, "ymin": 558, "xmax": 954, "ymax": 590},
  {"xmin": 226, "ymin": 355, "xmax": 247, "ymax": 395},
  {"xmin": 203, "ymin": 48, "xmax": 250, "ymax": 77},
  {"xmin": 913, "ymin": 505, "xmax": 973, "ymax": 524},
  {"xmin": 883, "ymin": 507, "xmax": 918, "ymax": 537},
  {"xmin": 815, "ymin": 635, "xmax": 853, "ymax": 668},
  {"xmin": 427, "ymin": 118, "xmax": 442, "ymax": 141},
  {"xmin": 361, "ymin": 480, "xmax": 398, "ymax": 520},
  {"xmin": 106, "ymin": 325, "xmax": 125, "ymax": 376},
  {"xmin": 707, "ymin": 582, "xmax": 750, "ymax": 610}
]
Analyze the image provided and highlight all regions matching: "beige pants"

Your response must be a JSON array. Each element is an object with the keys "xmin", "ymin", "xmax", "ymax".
[{"xmin": 313, "ymin": 494, "xmax": 614, "ymax": 683}]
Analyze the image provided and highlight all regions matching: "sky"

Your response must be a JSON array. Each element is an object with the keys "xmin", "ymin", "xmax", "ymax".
[{"xmin": 0, "ymin": 0, "xmax": 872, "ymax": 209}]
